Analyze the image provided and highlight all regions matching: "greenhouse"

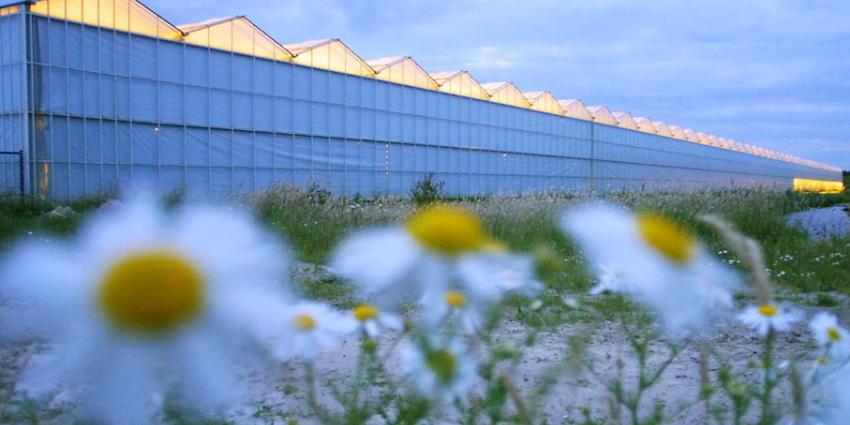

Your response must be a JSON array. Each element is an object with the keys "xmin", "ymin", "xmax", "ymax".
[
  {"xmin": 612, "ymin": 112, "xmax": 639, "ymax": 130},
  {"xmin": 0, "ymin": 0, "xmax": 842, "ymax": 199}
]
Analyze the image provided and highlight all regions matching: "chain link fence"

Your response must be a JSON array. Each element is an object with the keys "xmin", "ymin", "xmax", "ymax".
[{"xmin": 0, "ymin": 150, "xmax": 24, "ymax": 197}]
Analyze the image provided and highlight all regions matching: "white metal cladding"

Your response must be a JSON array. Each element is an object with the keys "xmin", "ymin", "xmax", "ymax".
[
  {"xmin": 0, "ymin": 10, "xmax": 842, "ymax": 199},
  {"xmin": 0, "ymin": 9, "xmax": 28, "ymax": 193}
]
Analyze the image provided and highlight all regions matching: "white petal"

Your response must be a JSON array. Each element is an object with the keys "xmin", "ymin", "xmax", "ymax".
[
  {"xmin": 173, "ymin": 205, "xmax": 292, "ymax": 294},
  {"xmin": 330, "ymin": 227, "xmax": 424, "ymax": 304},
  {"xmin": 170, "ymin": 328, "xmax": 243, "ymax": 415},
  {"xmin": 79, "ymin": 341, "xmax": 161, "ymax": 425}
]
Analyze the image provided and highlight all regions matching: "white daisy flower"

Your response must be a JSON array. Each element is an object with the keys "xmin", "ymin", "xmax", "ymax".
[
  {"xmin": 454, "ymin": 251, "xmax": 543, "ymax": 301},
  {"xmin": 351, "ymin": 303, "xmax": 403, "ymax": 339},
  {"xmin": 738, "ymin": 304, "xmax": 800, "ymax": 337},
  {"xmin": 330, "ymin": 204, "xmax": 527, "ymax": 308},
  {"xmin": 421, "ymin": 289, "xmax": 484, "ymax": 335},
  {"xmin": 271, "ymin": 302, "xmax": 357, "ymax": 362},
  {"xmin": 800, "ymin": 363, "xmax": 850, "ymax": 425},
  {"xmin": 561, "ymin": 203, "xmax": 741, "ymax": 336},
  {"xmin": 401, "ymin": 338, "xmax": 476, "ymax": 403},
  {"xmin": 810, "ymin": 312, "xmax": 850, "ymax": 359},
  {"xmin": 0, "ymin": 197, "xmax": 293, "ymax": 425}
]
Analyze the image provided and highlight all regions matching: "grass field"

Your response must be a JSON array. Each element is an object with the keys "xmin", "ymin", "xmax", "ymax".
[{"xmin": 3, "ymin": 187, "xmax": 847, "ymax": 295}]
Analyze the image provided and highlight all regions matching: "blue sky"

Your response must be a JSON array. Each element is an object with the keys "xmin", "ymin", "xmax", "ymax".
[{"xmin": 147, "ymin": 0, "xmax": 850, "ymax": 170}]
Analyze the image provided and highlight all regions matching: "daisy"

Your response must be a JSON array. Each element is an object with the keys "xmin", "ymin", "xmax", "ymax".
[
  {"xmin": 401, "ymin": 338, "xmax": 476, "ymax": 403},
  {"xmin": 420, "ymin": 289, "xmax": 484, "ymax": 335},
  {"xmin": 330, "ymin": 204, "xmax": 532, "ymax": 308},
  {"xmin": 270, "ymin": 302, "xmax": 357, "ymax": 362},
  {"xmin": 561, "ymin": 203, "xmax": 741, "ymax": 336},
  {"xmin": 417, "ymin": 251, "xmax": 542, "ymax": 334},
  {"xmin": 800, "ymin": 363, "xmax": 850, "ymax": 425},
  {"xmin": 809, "ymin": 312, "xmax": 850, "ymax": 359},
  {"xmin": 454, "ymin": 251, "xmax": 543, "ymax": 301},
  {"xmin": 351, "ymin": 303, "xmax": 403, "ymax": 339},
  {"xmin": 738, "ymin": 304, "xmax": 800, "ymax": 337},
  {"xmin": 0, "ymin": 197, "xmax": 293, "ymax": 425}
]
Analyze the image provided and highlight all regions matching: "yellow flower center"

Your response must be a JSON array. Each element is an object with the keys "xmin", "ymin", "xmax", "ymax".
[
  {"xmin": 425, "ymin": 349, "xmax": 457, "ymax": 384},
  {"xmin": 758, "ymin": 304, "xmax": 778, "ymax": 317},
  {"xmin": 828, "ymin": 327, "xmax": 841, "ymax": 342},
  {"xmin": 445, "ymin": 291, "xmax": 468, "ymax": 308},
  {"xmin": 353, "ymin": 304, "xmax": 379, "ymax": 322},
  {"xmin": 292, "ymin": 314, "xmax": 317, "ymax": 331},
  {"xmin": 98, "ymin": 250, "xmax": 205, "ymax": 335},
  {"xmin": 405, "ymin": 205, "xmax": 488, "ymax": 255},
  {"xmin": 636, "ymin": 213, "xmax": 695, "ymax": 264},
  {"xmin": 818, "ymin": 356, "xmax": 830, "ymax": 365}
]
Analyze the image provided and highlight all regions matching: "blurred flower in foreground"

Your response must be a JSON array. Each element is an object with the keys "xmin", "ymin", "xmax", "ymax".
[
  {"xmin": 737, "ymin": 304, "xmax": 799, "ymax": 337},
  {"xmin": 809, "ymin": 312, "xmax": 849, "ymax": 359},
  {"xmin": 422, "ymin": 250, "xmax": 542, "ymax": 334},
  {"xmin": 402, "ymin": 338, "xmax": 476, "ymax": 403},
  {"xmin": 352, "ymin": 303, "xmax": 402, "ymax": 339},
  {"xmin": 270, "ymin": 302, "xmax": 356, "ymax": 361},
  {"xmin": 330, "ymin": 204, "xmax": 539, "ymax": 309},
  {"xmin": 801, "ymin": 361, "xmax": 850, "ymax": 425},
  {"xmin": 0, "ymin": 197, "xmax": 293, "ymax": 425},
  {"xmin": 561, "ymin": 203, "xmax": 740, "ymax": 336}
]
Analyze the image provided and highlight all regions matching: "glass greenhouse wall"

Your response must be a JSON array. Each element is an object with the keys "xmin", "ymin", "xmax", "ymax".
[{"xmin": 0, "ymin": 2, "xmax": 843, "ymax": 199}]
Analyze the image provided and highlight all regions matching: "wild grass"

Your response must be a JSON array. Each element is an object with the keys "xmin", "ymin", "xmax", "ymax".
[{"xmin": 1, "ymin": 187, "xmax": 848, "ymax": 296}]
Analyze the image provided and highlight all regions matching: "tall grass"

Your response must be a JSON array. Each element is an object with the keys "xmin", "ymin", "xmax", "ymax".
[{"xmin": 2, "ymin": 187, "xmax": 848, "ymax": 293}]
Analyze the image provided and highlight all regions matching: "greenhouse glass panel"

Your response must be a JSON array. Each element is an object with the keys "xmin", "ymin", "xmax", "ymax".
[
  {"xmin": 431, "ymin": 71, "xmax": 490, "ymax": 100},
  {"xmin": 482, "ymin": 82, "xmax": 531, "ymax": 108},
  {"xmin": 559, "ymin": 99, "xmax": 593, "ymax": 121},
  {"xmin": 285, "ymin": 39, "xmax": 374, "ymax": 77},
  {"xmin": 587, "ymin": 106, "xmax": 617, "ymax": 126},
  {"xmin": 524, "ymin": 91, "xmax": 565, "ymax": 115},
  {"xmin": 30, "ymin": 0, "xmax": 183, "ymax": 40},
  {"xmin": 633, "ymin": 117, "xmax": 657, "ymax": 134},
  {"xmin": 653, "ymin": 121, "xmax": 672, "ymax": 137},
  {"xmin": 612, "ymin": 112, "xmax": 639, "ymax": 130},
  {"xmin": 368, "ymin": 56, "xmax": 439, "ymax": 90}
]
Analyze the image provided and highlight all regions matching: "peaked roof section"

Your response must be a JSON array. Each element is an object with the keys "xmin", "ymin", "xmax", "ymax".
[
  {"xmin": 707, "ymin": 135, "xmax": 721, "ymax": 147},
  {"xmin": 652, "ymin": 121, "xmax": 672, "ymax": 137},
  {"xmin": 430, "ymin": 71, "xmax": 491, "ymax": 100},
  {"xmin": 367, "ymin": 56, "xmax": 439, "ymax": 90},
  {"xmin": 683, "ymin": 129, "xmax": 699, "ymax": 142},
  {"xmin": 558, "ymin": 99, "xmax": 593, "ymax": 121},
  {"xmin": 179, "ymin": 16, "xmax": 292, "ymax": 61},
  {"xmin": 612, "ymin": 112, "xmax": 639, "ymax": 130},
  {"xmin": 632, "ymin": 117, "xmax": 657, "ymax": 134},
  {"xmin": 30, "ymin": 0, "xmax": 183, "ymax": 40},
  {"xmin": 587, "ymin": 106, "xmax": 617, "ymax": 126},
  {"xmin": 523, "ymin": 91, "xmax": 566, "ymax": 115},
  {"xmin": 668, "ymin": 125, "xmax": 687, "ymax": 140},
  {"xmin": 284, "ymin": 39, "xmax": 375, "ymax": 77},
  {"xmin": 482, "ymin": 82, "xmax": 532, "ymax": 108},
  {"xmin": 696, "ymin": 132, "xmax": 712, "ymax": 145},
  {"xmin": 0, "ymin": 4, "xmax": 19, "ymax": 15}
]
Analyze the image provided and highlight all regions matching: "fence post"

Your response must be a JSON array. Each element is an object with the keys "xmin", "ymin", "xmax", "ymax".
[
  {"xmin": 589, "ymin": 123, "xmax": 595, "ymax": 192},
  {"xmin": 18, "ymin": 150, "xmax": 24, "ymax": 198}
]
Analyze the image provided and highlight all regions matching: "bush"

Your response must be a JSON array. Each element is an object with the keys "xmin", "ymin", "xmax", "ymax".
[{"xmin": 410, "ymin": 173, "xmax": 445, "ymax": 206}]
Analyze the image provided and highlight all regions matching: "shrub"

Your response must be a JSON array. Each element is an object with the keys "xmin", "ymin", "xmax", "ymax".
[{"xmin": 410, "ymin": 173, "xmax": 445, "ymax": 206}]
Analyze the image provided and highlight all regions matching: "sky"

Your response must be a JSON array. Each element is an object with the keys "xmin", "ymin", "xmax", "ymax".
[{"xmin": 146, "ymin": 0, "xmax": 850, "ymax": 170}]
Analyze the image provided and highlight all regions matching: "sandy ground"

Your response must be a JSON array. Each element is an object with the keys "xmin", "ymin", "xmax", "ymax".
[{"xmin": 239, "ymin": 300, "xmax": 838, "ymax": 425}]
